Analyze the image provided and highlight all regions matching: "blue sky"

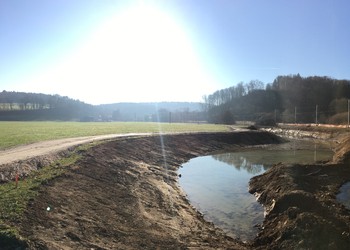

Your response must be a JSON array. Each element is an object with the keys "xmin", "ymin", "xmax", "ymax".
[{"xmin": 1, "ymin": 0, "xmax": 349, "ymax": 104}]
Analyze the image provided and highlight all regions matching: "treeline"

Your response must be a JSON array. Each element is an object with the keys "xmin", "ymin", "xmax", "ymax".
[
  {"xmin": 0, "ymin": 91, "xmax": 94, "ymax": 121},
  {"xmin": 203, "ymin": 75, "xmax": 350, "ymax": 125},
  {"xmin": 4, "ymin": 75, "xmax": 349, "ymax": 124},
  {"xmin": 0, "ymin": 91, "xmax": 203, "ymax": 122},
  {"xmin": 97, "ymin": 102, "xmax": 203, "ymax": 122},
  {"xmin": 0, "ymin": 91, "xmax": 93, "ymax": 111}
]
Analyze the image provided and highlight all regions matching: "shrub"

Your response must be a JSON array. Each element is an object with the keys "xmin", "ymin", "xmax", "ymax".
[
  {"xmin": 328, "ymin": 112, "xmax": 348, "ymax": 125},
  {"xmin": 255, "ymin": 113, "xmax": 276, "ymax": 126}
]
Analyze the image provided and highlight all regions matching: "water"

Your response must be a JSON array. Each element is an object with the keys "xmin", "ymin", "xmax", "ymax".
[
  {"xmin": 337, "ymin": 182, "xmax": 350, "ymax": 209},
  {"xmin": 179, "ymin": 141, "xmax": 333, "ymax": 241}
]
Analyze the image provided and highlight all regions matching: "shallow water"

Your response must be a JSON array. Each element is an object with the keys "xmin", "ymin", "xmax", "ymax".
[
  {"xmin": 337, "ymin": 182, "xmax": 350, "ymax": 209},
  {"xmin": 179, "ymin": 141, "xmax": 333, "ymax": 241}
]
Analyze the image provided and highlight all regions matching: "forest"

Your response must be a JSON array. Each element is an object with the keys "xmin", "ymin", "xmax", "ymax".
[
  {"xmin": 1, "ymin": 74, "xmax": 350, "ymax": 124},
  {"xmin": 203, "ymin": 74, "xmax": 350, "ymax": 125},
  {"xmin": 0, "ymin": 91, "xmax": 202, "ymax": 122},
  {"xmin": 0, "ymin": 91, "xmax": 94, "ymax": 121}
]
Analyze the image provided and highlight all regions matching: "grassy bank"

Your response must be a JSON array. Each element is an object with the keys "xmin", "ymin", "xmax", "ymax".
[
  {"xmin": 0, "ymin": 121, "xmax": 230, "ymax": 149},
  {"xmin": 0, "ymin": 144, "xmax": 89, "ymax": 248}
]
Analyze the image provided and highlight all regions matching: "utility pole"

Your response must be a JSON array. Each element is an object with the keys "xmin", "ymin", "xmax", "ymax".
[
  {"xmin": 274, "ymin": 109, "xmax": 277, "ymax": 124},
  {"xmin": 316, "ymin": 105, "xmax": 318, "ymax": 124},
  {"xmin": 348, "ymin": 99, "xmax": 350, "ymax": 128}
]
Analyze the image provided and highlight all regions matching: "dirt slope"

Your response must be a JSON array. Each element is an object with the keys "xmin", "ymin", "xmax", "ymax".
[
  {"xmin": 249, "ymin": 134, "xmax": 350, "ymax": 249},
  {"xmin": 0, "ymin": 133, "xmax": 153, "ymax": 183}
]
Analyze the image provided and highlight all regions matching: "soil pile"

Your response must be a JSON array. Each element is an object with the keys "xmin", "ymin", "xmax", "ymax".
[
  {"xmin": 18, "ymin": 131, "xmax": 282, "ymax": 249},
  {"xmin": 249, "ymin": 134, "xmax": 350, "ymax": 249}
]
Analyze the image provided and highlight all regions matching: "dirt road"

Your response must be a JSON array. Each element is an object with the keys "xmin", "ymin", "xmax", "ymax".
[{"xmin": 0, "ymin": 133, "xmax": 152, "ymax": 166}]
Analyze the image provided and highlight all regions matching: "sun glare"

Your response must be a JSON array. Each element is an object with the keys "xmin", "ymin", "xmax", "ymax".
[{"xmin": 20, "ymin": 3, "xmax": 216, "ymax": 104}]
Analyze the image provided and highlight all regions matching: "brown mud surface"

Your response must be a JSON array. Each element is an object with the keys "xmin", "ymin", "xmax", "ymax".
[
  {"xmin": 17, "ymin": 131, "xmax": 282, "ymax": 249},
  {"xmin": 3, "ymin": 129, "xmax": 350, "ymax": 249}
]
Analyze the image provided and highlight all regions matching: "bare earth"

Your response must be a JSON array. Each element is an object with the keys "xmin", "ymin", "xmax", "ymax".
[{"xmin": 1, "ymin": 130, "xmax": 350, "ymax": 249}]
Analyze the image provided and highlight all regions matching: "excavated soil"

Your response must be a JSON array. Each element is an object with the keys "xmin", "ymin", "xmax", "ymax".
[
  {"xmin": 249, "ymin": 134, "xmax": 350, "ymax": 249},
  {"xmin": 3, "ymin": 130, "xmax": 350, "ymax": 249}
]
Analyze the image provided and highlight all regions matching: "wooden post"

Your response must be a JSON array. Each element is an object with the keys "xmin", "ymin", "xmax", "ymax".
[
  {"xmin": 15, "ymin": 172, "xmax": 19, "ymax": 188},
  {"xmin": 274, "ymin": 109, "xmax": 277, "ymax": 123}
]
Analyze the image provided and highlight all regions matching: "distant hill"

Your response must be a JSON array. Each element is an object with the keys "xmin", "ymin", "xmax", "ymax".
[
  {"xmin": 0, "ymin": 91, "xmax": 204, "ymax": 122},
  {"xmin": 98, "ymin": 102, "xmax": 202, "ymax": 112},
  {"xmin": 97, "ymin": 102, "xmax": 203, "ymax": 121}
]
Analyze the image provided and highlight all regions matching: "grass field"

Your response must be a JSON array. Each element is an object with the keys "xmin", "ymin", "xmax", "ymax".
[{"xmin": 0, "ymin": 121, "xmax": 230, "ymax": 150}]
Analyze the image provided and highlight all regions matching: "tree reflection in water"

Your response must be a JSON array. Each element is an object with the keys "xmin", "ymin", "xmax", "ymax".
[
  {"xmin": 212, "ymin": 142, "xmax": 333, "ymax": 175},
  {"xmin": 212, "ymin": 153, "xmax": 270, "ymax": 175}
]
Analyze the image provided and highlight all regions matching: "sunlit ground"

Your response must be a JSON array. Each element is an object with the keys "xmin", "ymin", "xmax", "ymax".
[{"xmin": 0, "ymin": 121, "xmax": 230, "ymax": 149}]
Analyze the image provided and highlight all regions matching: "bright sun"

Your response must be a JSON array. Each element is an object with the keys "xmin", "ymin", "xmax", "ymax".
[{"xmin": 23, "ymin": 3, "xmax": 216, "ymax": 104}]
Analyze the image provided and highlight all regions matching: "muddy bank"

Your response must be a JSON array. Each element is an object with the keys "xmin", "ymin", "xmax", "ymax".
[
  {"xmin": 17, "ymin": 131, "xmax": 283, "ymax": 249},
  {"xmin": 249, "ymin": 134, "xmax": 350, "ymax": 249}
]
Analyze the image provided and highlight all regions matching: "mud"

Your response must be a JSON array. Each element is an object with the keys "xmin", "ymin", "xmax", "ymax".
[{"xmin": 3, "ymin": 129, "xmax": 350, "ymax": 249}]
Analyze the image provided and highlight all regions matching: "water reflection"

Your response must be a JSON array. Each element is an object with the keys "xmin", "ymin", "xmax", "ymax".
[
  {"xmin": 213, "ymin": 140, "xmax": 333, "ymax": 172},
  {"xmin": 212, "ymin": 153, "xmax": 267, "ymax": 174},
  {"xmin": 179, "ymin": 154, "xmax": 264, "ymax": 241},
  {"xmin": 179, "ymin": 142, "xmax": 333, "ymax": 241}
]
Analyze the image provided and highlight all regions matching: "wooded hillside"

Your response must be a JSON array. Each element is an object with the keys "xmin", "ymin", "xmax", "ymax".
[
  {"xmin": 203, "ymin": 75, "xmax": 350, "ymax": 124},
  {"xmin": 0, "ymin": 91, "xmax": 203, "ymax": 122}
]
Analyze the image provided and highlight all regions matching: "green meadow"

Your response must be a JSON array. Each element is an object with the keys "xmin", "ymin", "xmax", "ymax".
[{"xmin": 0, "ymin": 121, "xmax": 230, "ymax": 150}]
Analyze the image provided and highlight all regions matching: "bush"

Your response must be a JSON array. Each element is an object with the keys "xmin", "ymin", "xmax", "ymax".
[
  {"xmin": 328, "ymin": 112, "xmax": 348, "ymax": 125},
  {"xmin": 255, "ymin": 113, "xmax": 276, "ymax": 126},
  {"xmin": 221, "ymin": 110, "xmax": 235, "ymax": 125}
]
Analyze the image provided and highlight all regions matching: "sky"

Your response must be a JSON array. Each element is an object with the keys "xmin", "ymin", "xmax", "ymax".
[{"xmin": 1, "ymin": 0, "xmax": 350, "ymax": 105}]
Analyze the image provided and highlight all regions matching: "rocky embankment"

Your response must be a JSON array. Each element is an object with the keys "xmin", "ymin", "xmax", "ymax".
[{"xmin": 262, "ymin": 127, "xmax": 333, "ymax": 140}]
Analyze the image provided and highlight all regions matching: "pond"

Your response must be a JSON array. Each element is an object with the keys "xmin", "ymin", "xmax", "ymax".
[
  {"xmin": 178, "ymin": 141, "xmax": 333, "ymax": 241},
  {"xmin": 337, "ymin": 182, "xmax": 350, "ymax": 209}
]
